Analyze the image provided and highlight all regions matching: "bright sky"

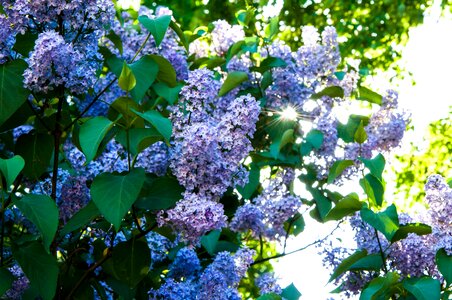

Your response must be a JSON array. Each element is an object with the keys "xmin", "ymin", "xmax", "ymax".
[{"xmin": 274, "ymin": 3, "xmax": 452, "ymax": 299}]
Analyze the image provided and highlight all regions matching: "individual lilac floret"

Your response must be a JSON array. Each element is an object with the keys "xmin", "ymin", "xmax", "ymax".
[
  {"xmin": 168, "ymin": 247, "xmax": 202, "ymax": 280},
  {"xmin": 157, "ymin": 194, "xmax": 228, "ymax": 245},
  {"xmin": 256, "ymin": 272, "xmax": 282, "ymax": 295},
  {"xmin": 23, "ymin": 31, "xmax": 101, "ymax": 95},
  {"xmin": 4, "ymin": 264, "xmax": 30, "ymax": 300},
  {"xmin": 210, "ymin": 20, "xmax": 245, "ymax": 56}
]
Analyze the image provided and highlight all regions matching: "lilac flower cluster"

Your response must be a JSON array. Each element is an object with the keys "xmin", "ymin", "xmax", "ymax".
[
  {"xmin": 230, "ymin": 176, "xmax": 302, "ymax": 240},
  {"xmin": 135, "ymin": 141, "xmax": 171, "ymax": 176},
  {"xmin": 4, "ymin": 264, "xmax": 30, "ymax": 300},
  {"xmin": 256, "ymin": 272, "xmax": 282, "ymax": 296},
  {"xmin": 150, "ymin": 248, "xmax": 255, "ymax": 300},
  {"xmin": 210, "ymin": 20, "xmax": 245, "ymax": 56}
]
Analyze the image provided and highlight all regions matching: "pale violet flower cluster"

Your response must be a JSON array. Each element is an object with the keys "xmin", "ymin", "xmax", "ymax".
[
  {"xmin": 150, "ymin": 248, "xmax": 255, "ymax": 300},
  {"xmin": 230, "ymin": 175, "xmax": 302, "ymax": 240},
  {"xmin": 256, "ymin": 272, "xmax": 282, "ymax": 296}
]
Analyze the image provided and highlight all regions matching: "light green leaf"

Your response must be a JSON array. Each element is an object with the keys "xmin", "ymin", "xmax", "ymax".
[
  {"xmin": 132, "ymin": 109, "xmax": 172, "ymax": 142},
  {"xmin": 138, "ymin": 15, "xmax": 172, "ymax": 47},
  {"xmin": 357, "ymin": 86, "xmax": 382, "ymax": 105},
  {"xmin": 354, "ymin": 120, "xmax": 367, "ymax": 144},
  {"xmin": 359, "ymin": 153, "xmax": 386, "ymax": 180},
  {"xmin": 14, "ymin": 194, "xmax": 58, "ymax": 252},
  {"xmin": 12, "ymin": 241, "xmax": 59, "ymax": 300},
  {"xmin": 91, "ymin": 168, "xmax": 146, "ymax": 230},
  {"xmin": 327, "ymin": 160, "xmax": 354, "ymax": 184},
  {"xmin": 325, "ymin": 193, "xmax": 363, "ymax": 221},
  {"xmin": 218, "ymin": 71, "xmax": 248, "ymax": 96},
  {"xmin": 0, "ymin": 60, "xmax": 29, "ymax": 127},
  {"xmin": 0, "ymin": 155, "xmax": 25, "ymax": 189},
  {"xmin": 236, "ymin": 164, "xmax": 260, "ymax": 199},
  {"xmin": 79, "ymin": 117, "xmax": 114, "ymax": 163},
  {"xmin": 311, "ymin": 86, "xmax": 344, "ymax": 100},
  {"xmin": 251, "ymin": 57, "xmax": 287, "ymax": 73},
  {"xmin": 118, "ymin": 62, "xmax": 136, "ymax": 92},
  {"xmin": 129, "ymin": 55, "xmax": 159, "ymax": 101},
  {"xmin": 403, "ymin": 277, "xmax": 441, "ymax": 300},
  {"xmin": 361, "ymin": 204, "xmax": 399, "ymax": 241}
]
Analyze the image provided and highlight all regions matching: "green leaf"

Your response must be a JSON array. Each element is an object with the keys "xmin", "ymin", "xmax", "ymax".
[
  {"xmin": 118, "ymin": 62, "xmax": 136, "ymax": 92},
  {"xmin": 305, "ymin": 129, "xmax": 324, "ymax": 149},
  {"xmin": 116, "ymin": 128, "xmax": 163, "ymax": 156},
  {"xmin": 269, "ymin": 129, "xmax": 294, "ymax": 159},
  {"xmin": 106, "ymin": 30, "xmax": 123, "ymax": 55},
  {"xmin": 311, "ymin": 189, "xmax": 332, "ymax": 221},
  {"xmin": 403, "ymin": 277, "xmax": 441, "ymax": 300},
  {"xmin": 436, "ymin": 248, "xmax": 452, "ymax": 284},
  {"xmin": 138, "ymin": 15, "xmax": 171, "ymax": 47},
  {"xmin": 91, "ymin": 168, "xmax": 146, "ymax": 230},
  {"xmin": 0, "ymin": 155, "xmax": 25, "ymax": 189},
  {"xmin": 0, "ymin": 60, "xmax": 29, "ymax": 127},
  {"xmin": 311, "ymin": 86, "xmax": 344, "ymax": 100},
  {"xmin": 251, "ymin": 57, "xmax": 287, "ymax": 73},
  {"xmin": 135, "ymin": 175, "xmax": 183, "ymax": 210},
  {"xmin": 327, "ymin": 160, "xmax": 354, "ymax": 184},
  {"xmin": 236, "ymin": 9, "xmax": 254, "ymax": 27},
  {"xmin": 0, "ymin": 268, "xmax": 14, "ymax": 297},
  {"xmin": 324, "ymin": 193, "xmax": 363, "ymax": 221},
  {"xmin": 129, "ymin": 55, "xmax": 159, "ymax": 101},
  {"xmin": 360, "ymin": 174, "xmax": 385, "ymax": 207},
  {"xmin": 169, "ymin": 20, "xmax": 189, "ymax": 51},
  {"xmin": 357, "ymin": 86, "xmax": 383, "ymax": 105},
  {"xmin": 132, "ymin": 109, "xmax": 172, "ymax": 142},
  {"xmin": 257, "ymin": 293, "xmax": 282, "ymax": 300},
  {"xmin": 236, "ymin": 164, "xmax": 260, "ymax": 199},
  {"xmin": 337, "ymin": 115, "xmax": 369, "ymax": 143},
  {"xmin": 12, "ymin": 241, "xmax": 59, "ymax": 300},
  {"xmin": 349, "ymin": 254, "xmax": 383, "ymax": 271},
  {"xmin": 107, "ymin": 96, "xmax": 141, "ymax": 127},
  {"xmin": 153, "ymin": 82, "xmax": 183, "ymax": 105},
  {"xmin": 201, "ymin": 230, "xmax": 221, "ymax": 255},
  {"xmin": 391, "ymin": 223, "xmax": 432, "ymax": 243},
  {"xmin": 15, "ymin": 132, "xmax": 53, "ymax": 179},
  {"xmin": 264, "ymin": 16, "xmax": 279, "ymax": 39},
  {"xmin": 13, "ymin": 32, "xmax": 38, "ymax": 56},
  {"xmin": 218, "ymin": 71, "xmax": 248, "ymax": 97},
  {"xmin": 14, "ymin": 194, "xmax": 59, "ymax": 252},
  {"xmin": 149, "ymin": 54, "xmax": 177, "ymax": 87},
  {"xmin": 359, "ymin": 153, "xmax": 385, "ymax": 180},
  {"xmin": 354, "ymin": 121, "xmax": 367, "ymax": 144},
  {"xmin": 103, "ymin": 238, "xmax": 151, "ymax": 287},
  {"xmin": 361, "ymin": 204, "xmax": 399, "ymax": 241},
  {"xmin": 79, "ymin": 117, "xmax": 114, "ymax": 163},
  {"xmin": 329, "ymin": 250, "xmax": 367, "ymax": 282},
  {"xmin": 281, "ymin": 283, "xmax": 301, "ymax": 300},
  {"xmin": 360, "ymin": 272, "xmax": 400, "ymax": 300},
  {"xmin": 60, "ymin": 201, "xmax": 100, "ymax": 236}
]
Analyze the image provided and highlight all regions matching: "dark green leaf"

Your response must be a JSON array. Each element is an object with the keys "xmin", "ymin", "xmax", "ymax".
[
  {"xmin": 13, "ymin": 32, "xmax": 38, "ymax": 56},
  {"xmin": 116, "ymin": 128, "xmax": 163, "ymax": 156},
  {"xmin": 201, "ymin": 230, "xmax": 221, "ymax": 255},
  {"xmin": 15, "ymin": 132, "xmax": 53, "ymax": 179},
  {"xmin": 149, "ymin": 55, "xmax": 177, "ymax": 87},
  {"xmin": 251, "ymin": 57, "xmax": 287, "ymax": 73},
  {"xmin": 0, "ymin": 60, "xmax": 29, "ymax": 127},
  {"xmin": 354, "ymin": 121, "xmax": 367, "ymax": 144},
  {"xmin": 257, "ymin": 293, "xmax": 282, "ymax": 300},
  {"xmin": 103, "ymin": 238, "xmax": 151, "ymax": 287},
  {"xmin": 306, "ymin": 129, "xmax": 324, "ymax": 150},
  {"xmin": 135, "ymin": 175, "xmax": 183, "ymax": 210},
  {"xmin": 12, "ymin": 242, "xmax": 59, "ymax": 300},
  {"xmin": 311, "ymin": 86, "xmax": 344, "ymax": 100},
  {"xmin": 324, "ymin": 193, "xmax": 363, "ymax": 221},
  {"xmin": 153, "ymin": 82, "xmax": 183, "ymax": 105},
  {"xmin": 106, "ymin": 31, "xmax": 123, "ymax": 55},
  {"xmin": 129, "ymin": 55, "xmax": 159, "ymax": 101},
  {"xmin": 337, "ymin": 115, "xmax": 369, "ymax": 143},
  {"xmin": 360, "ymin": 174, "xmax": 385, "ymax": 207},
  {"xmin": 311, "ymin": 189, "xmax": 332, "ymax": 221},
  {"xmin": 327, "ymin": 160, "xmax": 354, "ymax": 184},
  {"xmin": 0, "ymin": 268, "xmax": 14, "ymax": 297},
  {"xmin": 436, "ymin": 248, "xmax": 452, "ymax": 284},
  {"xmin": 357, "ymin": 86, "xmax": 382, "ymax": 105},
  {"xmin": 0, "ymin": 155, "xmax": 25, "ymax": 189},
  {"xmin": 218, "ymin": 71, "xmax": 248, "ymax": 96},
  {"xmin": 60, "ymin": 201, "xmax": 100, "ymax": 236},
  {"xmin": 391, "ymin": 223, "xmax": 432, "ymax": 243},
  {"xmin": 349, "ymin": 254, "xmax": 383, "ymax": 271},
  {"xmin": 138, "ymin": 15, "xmax": 172, "ymax": 47},
  {"xmin": 91, "ymin": 168, "xmax": 146, "ymax": 230},
  {"xmin": 360, "ymin": 272, "xmax": 400, "ymax": 300},
  {"xmin": 269, "ymin": 129, "xmax": 294, "ymax": 159},
  {"xmin": 79, "ymin": 117, "xmax": 114, "ymax": 163},
  {"xmin": 132, "ymin": 109, "xmax": 172, "ymax": 142},
  {"xmin": 281, "ymin": 283, "xmax": 301, "ymax": 300},
  {"xmin": 359, "ymin": 153, "xmax": 385, "ymax": 180},
  {"xmin": 14, "ymin": 194, "xmax": 58, "ymax": 252},
  {"xmin": 169, "ymin": 20, "xmax": 189, "ymax": 51},
  {"xmin": 329, "ymin": 250, "xmax": 367, "ymax": 282},
  {"xmin": 361, "ymin": 204, "xmax": 399, "ymax": 241},
  {"xmin": 236, "ymin": 164, "xmax": 260, "ymax": 199},
  {"xmin": 403, "ymin": 277, "xmax": 441, "ymax": 300}
]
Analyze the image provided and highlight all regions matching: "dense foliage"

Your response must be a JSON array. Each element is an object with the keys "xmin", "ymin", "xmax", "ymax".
[{"xmin": 0, "ymin": 1, "xmax": 451, "ymax": 300}]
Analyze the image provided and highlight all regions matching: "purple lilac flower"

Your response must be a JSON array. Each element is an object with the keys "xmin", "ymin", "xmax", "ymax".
[
  {"xmin": 135, "ymin": 141, "xmax": 170, "ymax": 176},
  {"xmin": 168, "ymin": 247, "xmax": 201, "ymax": 280},
  {"xmin": 146, "ymin": 231, "xmax": 176, "ymax": 264},
  {"xmin": 256, "ymin": 272, "xmax": 282, "ymax": 295},
  {"xmin": 150, "ymin": 278, "xmax": 198, "ymax": 300},
  {"xmin": 229, "ymin": 203, "xmax": 265, "ymax": 236},
  {"xmin": 210, "ymin": 20, "xmax": 245, "ymax": 56},
  {"xmin": 4, "ymin": 264, "xmax": 30, "ymax": 300},
  {"xmin": 58, "ymin": 175, "xmax": 90, "ymax": 223},
  {"xmin": 157, "ymin": 194, "xmax": 227, "ymax": 244}
]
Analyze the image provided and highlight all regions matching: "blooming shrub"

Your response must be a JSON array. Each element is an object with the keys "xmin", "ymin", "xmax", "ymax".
[{"xmin": 0, "ymin": 2, "xmax": 450, "ymax": 300}]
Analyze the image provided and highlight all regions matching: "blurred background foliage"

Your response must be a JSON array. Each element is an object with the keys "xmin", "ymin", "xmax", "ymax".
[{"xmin": 147, "ymin": 0, "xmax": 452, "ymax": 74}]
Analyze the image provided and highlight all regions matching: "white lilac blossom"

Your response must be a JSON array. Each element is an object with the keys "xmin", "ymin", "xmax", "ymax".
[
  {"xmin": 210, "ymin": 20, "xmax": 245, "ymax": 56},
  {"xmin": 256, "ymin": 272, "xmax": 282, "ymax": 296}
]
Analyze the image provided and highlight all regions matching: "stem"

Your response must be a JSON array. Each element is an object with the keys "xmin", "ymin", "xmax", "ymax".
[
  {"xmin": 130, "ymin": 32, "xmax": 152, "ymax": 63},
  {"xmin": 51, "ymin": 94, "xmax": 64, "ymax": 201},
  {"xmin": 374, "ymin": 228, "xmax": 389, "ymax": 273},
  {"xmin": 0, "ymin": 192, "xmax": 5, "ymax": 267}
]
